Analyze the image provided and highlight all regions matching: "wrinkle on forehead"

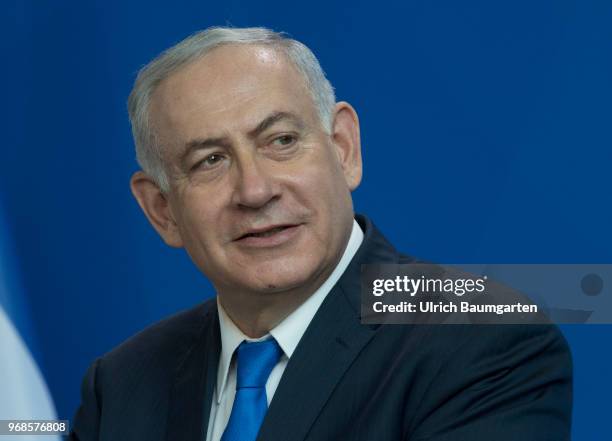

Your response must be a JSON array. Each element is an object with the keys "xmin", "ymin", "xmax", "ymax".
[
  {"xmin": 154, "ymin": 44, "xmax": 290, "ymax": 111},
  {"xmin": 148, "ymin": 44, "xmax": 316, "ymax": 159}
]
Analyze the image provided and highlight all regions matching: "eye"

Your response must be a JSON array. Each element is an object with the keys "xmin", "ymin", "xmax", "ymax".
[
  {"xmin": 271, "ymin": 134, "xmax": 297, "ymax": 148},
  {"xmin": 192, "ymin": 153, "xmax": 225, "ymax": 171}
]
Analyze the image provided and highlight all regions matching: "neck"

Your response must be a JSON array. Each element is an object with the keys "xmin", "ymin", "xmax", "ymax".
[
  {"xmin": 217, "ymin": 263, "xmax": 336, "ymax": 338},
  {"xmin": 217, "ymin": 218, "xmax": 357, "ymax": 338}
]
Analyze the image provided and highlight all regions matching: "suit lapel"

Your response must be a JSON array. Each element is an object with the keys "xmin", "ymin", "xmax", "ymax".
[
  {"xmin": 257, "ymin": 283, "xmax": 376, "ymax": 441},
  {"xmin": 257, "ymin": 215, "xmax": 404, "ymax": 441},
  {"xmin": 166, "ymin": 303, "xmax": 220, "ymax": 441}
]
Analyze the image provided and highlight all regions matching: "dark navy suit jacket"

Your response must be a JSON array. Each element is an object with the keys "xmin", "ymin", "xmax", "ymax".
[{"xmin": 71, "ymin": 215, "xmax": 572, "ymax": 440}]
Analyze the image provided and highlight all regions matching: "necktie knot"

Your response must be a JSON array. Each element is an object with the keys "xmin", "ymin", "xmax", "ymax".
[{"xmin": 236, "ymin": 338, "xmax": 282, "ymax": 389}]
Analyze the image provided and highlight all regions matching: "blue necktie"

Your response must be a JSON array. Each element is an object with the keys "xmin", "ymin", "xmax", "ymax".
[{"xmin": 221, "ymin": 338, "xmax": 282, "ymax": 441}]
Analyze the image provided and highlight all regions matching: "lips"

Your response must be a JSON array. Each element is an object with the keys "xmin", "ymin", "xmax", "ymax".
[
  {"xmin": 233, "ymin": 223, "xmax": 302, "ymax": 247},
  {"xmin": 236, "ymin": 224, "xmax": 294, "ymax": 240}
]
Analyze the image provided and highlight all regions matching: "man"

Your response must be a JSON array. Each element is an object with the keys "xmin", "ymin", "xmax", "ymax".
[{"xmin": 71, "ymin": 27, "xmax": 572, "ymax": 441}]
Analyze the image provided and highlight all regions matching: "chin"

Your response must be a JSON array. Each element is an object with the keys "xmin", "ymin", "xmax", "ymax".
[
  {"xmin": 246, "ymin": 258, "xmax": 321, "ymax": 294},
  {"xmin": 251, "ymin": 272, "xmax": 312, "ymax": 293}
]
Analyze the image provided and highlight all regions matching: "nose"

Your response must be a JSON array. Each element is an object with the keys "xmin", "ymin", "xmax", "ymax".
[{"xmin": 231, "ymin": 154, "xmax": 280, "ymax": 209}]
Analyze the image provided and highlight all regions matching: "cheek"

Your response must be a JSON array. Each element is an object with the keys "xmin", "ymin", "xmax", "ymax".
[
  {"xmin": 175, "ymin": 194, "xmax": 225, "ymax": 245},
  {"xmin": 289, "ymin": 153, "xmax": 353, "ymax": 222}
]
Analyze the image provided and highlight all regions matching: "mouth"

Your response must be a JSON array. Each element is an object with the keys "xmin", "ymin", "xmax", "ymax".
[
  {"xmin": 239, "ymin": 225, "xmax": 291, "ymax": 239},
  {"xmin": 234, "ymin": 224, "xmax": 302, "ymax": 247}
]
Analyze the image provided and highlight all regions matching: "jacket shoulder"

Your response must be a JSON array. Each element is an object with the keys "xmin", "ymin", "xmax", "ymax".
[
  {"xmin": 101, "ymin": 298, "xmax": 216, "ymax": 370},
  {"xmin": 71, "ymin": 299, "xmax": 218, "ymax": 440},
  {"xmin": 93, "ymin": 298, "xmax": 217, "ymax": 402}
]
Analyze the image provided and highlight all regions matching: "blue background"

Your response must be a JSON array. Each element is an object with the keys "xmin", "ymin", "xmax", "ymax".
[{"xmin": 2, "ymin": 1, "xmax": 610, "ymax": 439}]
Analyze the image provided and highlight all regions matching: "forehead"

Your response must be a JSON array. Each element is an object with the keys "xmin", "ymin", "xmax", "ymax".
[{"xmin": 149, "ymin": 44, "xmax": 317, "ymax": 150}]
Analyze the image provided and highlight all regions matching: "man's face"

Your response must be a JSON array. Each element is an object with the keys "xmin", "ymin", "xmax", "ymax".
[{"xmin": 145, "ymin": 44, "xmax": 361, "ymax": 297}]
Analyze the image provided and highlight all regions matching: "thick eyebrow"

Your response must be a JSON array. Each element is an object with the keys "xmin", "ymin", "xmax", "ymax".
[
  {"xmin": 180, "ymin": 111, "xmax": 305, "ymax": 165},
  {"xmin": 180, "ymin": 136, "xmax": 231, "ymax": 166},
  {"xmin": 247, "ymin": 111, "xmax": 305, "ymax": 138}
]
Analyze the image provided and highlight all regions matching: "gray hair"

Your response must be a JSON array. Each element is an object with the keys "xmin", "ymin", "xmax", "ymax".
[{"xmin": 127, "ymin": 26, "xmax": 336, "ymax": 192}]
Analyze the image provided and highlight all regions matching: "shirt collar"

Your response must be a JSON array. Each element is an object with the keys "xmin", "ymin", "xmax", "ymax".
[{"xmin": 215, "ymin": 219, "xmax": 364, "ymax": 403}]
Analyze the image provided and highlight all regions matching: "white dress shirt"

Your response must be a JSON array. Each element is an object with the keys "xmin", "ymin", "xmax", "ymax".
[{"xmin": 205, "ymin": 220, "xmax": 364, "ymax": 441}]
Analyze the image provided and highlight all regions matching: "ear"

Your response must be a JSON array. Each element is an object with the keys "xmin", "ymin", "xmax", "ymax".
[
  {"xmin": 130, "ymin": 171, "xmax": 184, "ymax": 248},
  {"xmin": 331, "ymin": 101, "xmax": 362, "ymax": 190}
]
